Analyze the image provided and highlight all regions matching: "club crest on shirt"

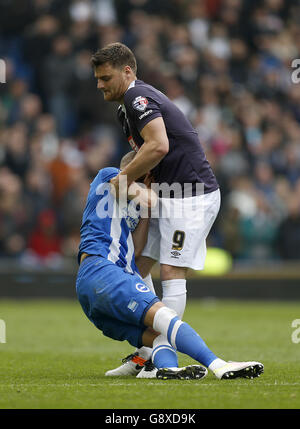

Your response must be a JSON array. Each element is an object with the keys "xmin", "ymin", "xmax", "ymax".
[
  {"xmin": 135, "ymin": 283, "xmax": 150, "ymax": 293},
  {"xmin": 132, "ymin": 96, "xmax": 148, "ymax": 112}
]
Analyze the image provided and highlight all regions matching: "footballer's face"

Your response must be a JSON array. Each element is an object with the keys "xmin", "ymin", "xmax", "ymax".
[{"xmin": 94, "ymin": 62, "xmax": 133, "ymax": 102}]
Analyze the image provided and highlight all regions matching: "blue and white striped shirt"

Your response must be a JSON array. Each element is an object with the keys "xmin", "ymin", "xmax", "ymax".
[{"xmin": 78, "ymin": 167, "xmax": 139, "ymax": 274}]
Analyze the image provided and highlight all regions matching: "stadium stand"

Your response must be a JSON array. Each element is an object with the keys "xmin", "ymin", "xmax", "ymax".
[{"xmin": 0, "ymin": 0, "xmax": 300, "ymax": 273}]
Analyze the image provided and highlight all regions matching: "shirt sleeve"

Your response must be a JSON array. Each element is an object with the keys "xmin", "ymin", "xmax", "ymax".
[
  {"xmin": 124, "ymin": 88, "xmax": 162, "ymax": 133},
  {"xmin": 99, "ymin": 167, "xmax": 120, "ymax": 183}
]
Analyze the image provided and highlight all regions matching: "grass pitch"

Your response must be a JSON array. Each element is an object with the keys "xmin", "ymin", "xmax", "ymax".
[{"xmin": 0, "ymin": 298, "xmax": 299, "ymax": 409}]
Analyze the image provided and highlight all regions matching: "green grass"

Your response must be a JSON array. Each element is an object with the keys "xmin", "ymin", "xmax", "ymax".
[{"xmin": 0, "ymin": 298, "xmax": 299, "ymax": 409}]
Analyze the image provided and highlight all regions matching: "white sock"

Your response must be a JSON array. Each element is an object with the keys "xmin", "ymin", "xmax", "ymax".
[
  {"xmin": 161, "ymin": 279, "xmax": 187, "ymax": 319},
  {"xmin": 208, "ymin": 358, "xmax": 227, "ymax": 372},
  {"xmin": 153, "ymin": 306, "xmax": 180, "ymax": 343},
  {"xmin": 135, "ymin": 346, "xmax": 153, "ymax": 361},
  {"xmin": 142, "ymin": 274, "xmax": 156, "ymax": 294}
]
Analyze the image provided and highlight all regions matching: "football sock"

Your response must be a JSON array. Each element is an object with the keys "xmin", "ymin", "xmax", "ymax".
[
  {"xmin": 135, "ymin": 346, "xmax": 153, "ymax": 361},
  {"xmin": 208, "ymin": 358, "xmax": 227, "ymax": 372},
  {"xmin": 152, "ymin": 334, "xmax": 178, "ymax": 369},
  {"xmin": 161, "ymin": 279, "xmax": 187, "ymax": 319},
  {"xmin": 153, "ymin": 306, "xmax": 218, "ymax": 368}
]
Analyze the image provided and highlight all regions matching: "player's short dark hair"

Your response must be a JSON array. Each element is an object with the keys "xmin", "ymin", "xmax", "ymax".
[{"xmin": 91, "ymin": 43, "xmax": 137, "ymax": 73}]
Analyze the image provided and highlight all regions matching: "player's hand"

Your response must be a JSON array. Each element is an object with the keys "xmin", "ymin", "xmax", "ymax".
[
  {"xmin": 110, "ymin": 175, "xmax": 121, "ymax": 199},
  {"xmin": 128, "ymin": 182, "xmax": 157, "ymax": 210}
]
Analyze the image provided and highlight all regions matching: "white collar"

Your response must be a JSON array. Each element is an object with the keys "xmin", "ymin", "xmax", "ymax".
[
  {"xmin": 126, "ymin": 80, "xmax": 136, "ymax": 92},
  {"xmin": 121, "ymin": 80, "xmax": 136, "ymax": 113}
]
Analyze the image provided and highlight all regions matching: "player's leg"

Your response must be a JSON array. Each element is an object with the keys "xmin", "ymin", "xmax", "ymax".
[
  {"xmin": 142, "ymin": 302, "xmax": 264, "ymax": 380},
  {"xmin": 138, "ymin": 214, "xmax": 187, "ymax": 318},
  {"xmin": 133, "ymin": 264, "xmax": 157, "ymax": 373},
  {"xmin": 158, "ymin": 190, "xmax": 222, "ymax": 319},
  {"xmin": 76, "ymin": 255, "xmax": 160, "ymax": 376},
  {"xmin": 136, "ymin": 255, "xmax": 157, "ymax": 279},
  {"xmin": 136, "ymin": 219, "xmax": 188, "ymax": 376},
  {"xmin": 144, "ymin": 302, "xmax": 219, "ymax": 375},
  {"xmin": 160, "ymin": 264, "xmax": 187, "ymax": 319},
  {"xmin": 137, "ymin": 218, "xmax": 160, "ymax": 301},
  {"xmin": 136, "ymin": 254, "xmax": 188, "ymax": 376},
  {"xmin": 135, "ymin": 256, "xmax": 157, "ymax": 363},
  {"xmin": 105, "ymin": 259, "xmax": 157, "ymax": 377},
  {"xmin": 77, "ymin": 259, "xmax": 263, "ymax": 380},
  {"xmin": 135, "ymin": 219, "xmax": 188, "ymax": 377},
  {"xmin": 105, "ymin": 227, "xmax": 159, "ymax": 377}
]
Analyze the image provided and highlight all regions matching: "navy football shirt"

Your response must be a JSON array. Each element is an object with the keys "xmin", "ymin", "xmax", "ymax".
[{"xmin": 118, "ymin": 79, "xmax": 219, "ymax": 196}]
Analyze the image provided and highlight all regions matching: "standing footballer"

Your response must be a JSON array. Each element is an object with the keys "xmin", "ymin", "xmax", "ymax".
[{"xmin": 91, "ymin": 42, "xmax": 221, "ymax": 377}]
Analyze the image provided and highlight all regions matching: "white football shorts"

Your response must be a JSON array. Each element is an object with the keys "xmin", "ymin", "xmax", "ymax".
[{"xmin": 141, "ymin": 188, "xmax": 221, "ymax": 270}]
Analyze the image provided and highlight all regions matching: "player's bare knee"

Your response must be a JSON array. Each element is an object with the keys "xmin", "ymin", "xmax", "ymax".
[
  {"xmin": 160, "ymin": 264, "xmax": 187, "ymax": 281},
  {"xmin": 142, "ymin": 327, "xmax": 160, "ymax": 348},
  {"xmin": 143, "ymin": 301, "xmax": 165, "ymax": 327}
]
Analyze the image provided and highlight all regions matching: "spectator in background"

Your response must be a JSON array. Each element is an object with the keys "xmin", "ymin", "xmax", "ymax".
[
  {"xmin": 277, "ymin": 196, "xmax": 300, "ymax": 260},
  {"xmin": 3, "ymin": 78, "xmax": 29, "ymax": 126},
  {"xmin": 0, "ymin": 168, "xmax": 29, "ymax": 258},
  {"xmin": 60, "ymin": 167, "xmax": 90, "ymax": 257},
  {"xmin": 46, "ymin": 139, "xmax": 84, "ymax": 206},
  {"xmin": 73, "ymin": 49, "xmax": 121, "ymax": 133},
  {"xmin": 23, "ymin": 167, "xmax": 52, "ymax": 230},
  {"xmin": 283, "ymin": 142, "xmax": 300, "ymax": 186},
  {"xmin": 220, "ymin": 175, "xmax": 279, "ymax": 261},
  {"xmin": 0, "ymin": 0, "xmax": 299, "ymax": 267},
  {"xmin": 238, "ymin": 191, "xmax": 279, "ymax": 261},
  {"xmin": 23, "ymin": 209, "xmax": 63, "ymax": 269},
  {"xmin": 1, "ymin": 123, "xmax": 30, "ymax": 180},
  {"xmin": 19, "ymin": 93, "xmax": 43, "ymax": 135},
  {"xmin": 42, "ymin": 35, "xmax": 77, "ymax": 137}
]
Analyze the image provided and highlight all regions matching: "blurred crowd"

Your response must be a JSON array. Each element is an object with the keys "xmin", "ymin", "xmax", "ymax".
[{"xmin": 1, "ymin": 0, "xmax": 300, "ymax": 269}]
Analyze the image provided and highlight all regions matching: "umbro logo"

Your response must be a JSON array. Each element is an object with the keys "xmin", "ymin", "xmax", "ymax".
[{"xmin": 139, "ymin": 109, "xmax": 152, "ymax": 120}]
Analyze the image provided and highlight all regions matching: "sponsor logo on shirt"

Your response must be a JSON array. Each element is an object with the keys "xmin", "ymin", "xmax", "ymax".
[
  {"xmin": 139, "ymin": 109, "xmax": 152, "ymax": 120},
  {"xmin": 132, "ymin": 96, "xmax": 149, "ymax": 112}
]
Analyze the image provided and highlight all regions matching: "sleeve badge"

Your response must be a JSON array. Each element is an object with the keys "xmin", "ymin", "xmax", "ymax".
[{"xmin": 132, "ymin": 96, "xmax": 149, "ymax": 112}]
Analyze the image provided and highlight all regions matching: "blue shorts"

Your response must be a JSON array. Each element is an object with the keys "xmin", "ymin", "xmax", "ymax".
[{"xmin": 76, "ymin": 255, "xmax": 159, "ymax": 348}]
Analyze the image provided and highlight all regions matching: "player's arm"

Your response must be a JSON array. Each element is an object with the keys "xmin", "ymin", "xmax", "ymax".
[
  {"xmin": 131, "ymin": 217, "xmax": 150, "ymax": 259},
  {"xmin": 110, "ymin": 117, "xmax": 169, "ymax": 190},
  {"xmin": 128, "ymin": 175, "xmax": 157, "ymax": 259},
  {"xmin": 124, "ymin": 116, "xmax": 169, "ymax": 184}
]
